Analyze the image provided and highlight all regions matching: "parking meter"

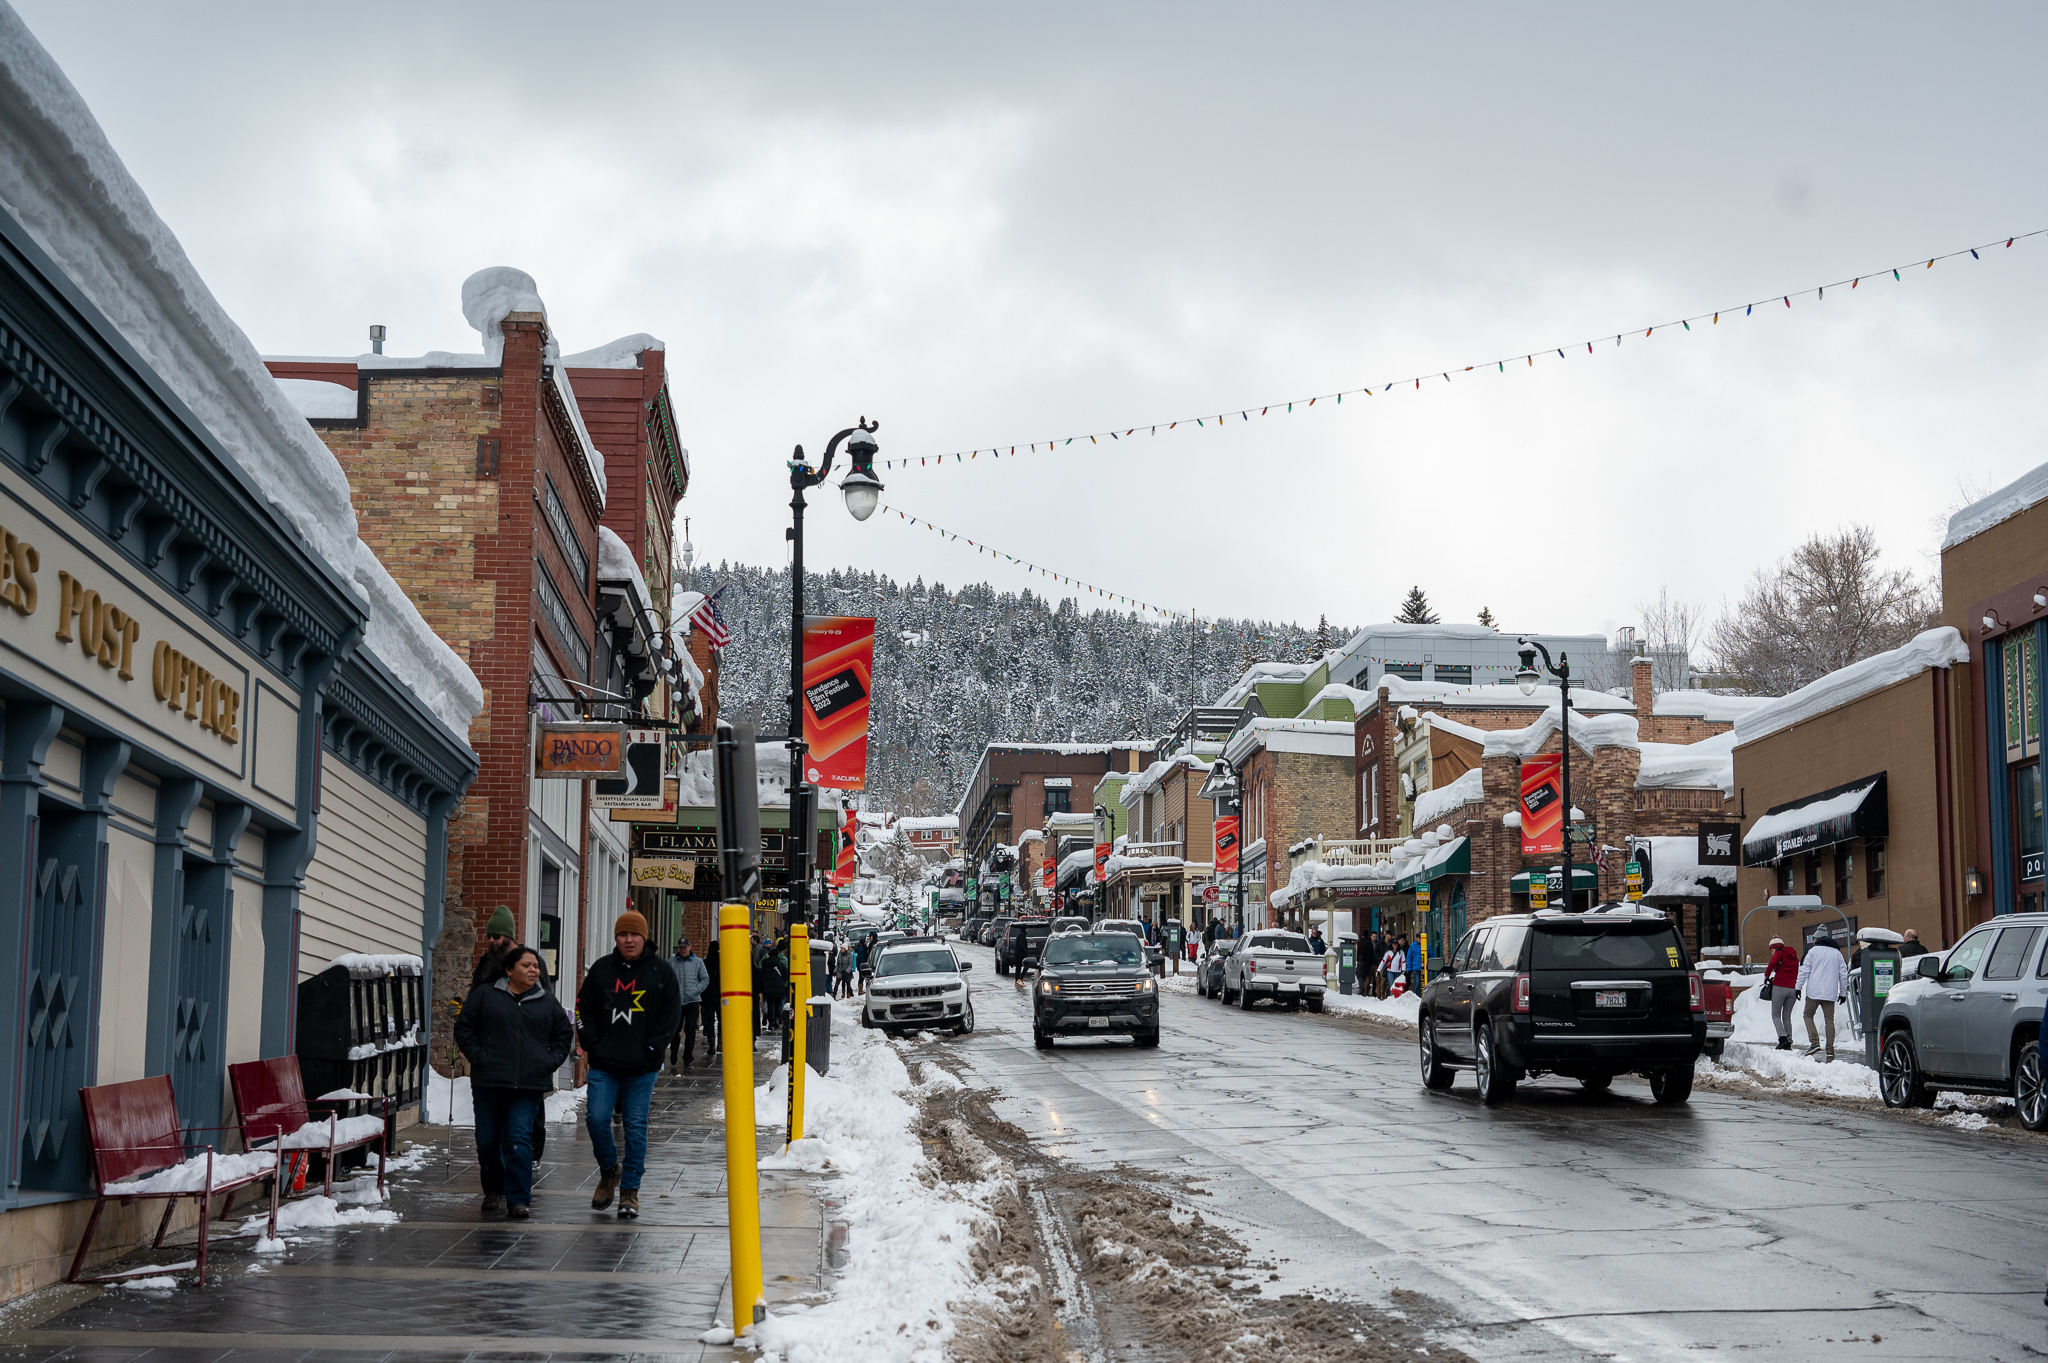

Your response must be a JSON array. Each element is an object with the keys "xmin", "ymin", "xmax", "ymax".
[
  {"xmin": 1338, "ymin": 932, "xmax": 1358, "ymax": 995},
  {"xmin": 1164, "ymin": 920, "xmax": 1184, "ymax": 973},
  {"xmin": 1860, "ymin": 942, "xmax": 1903, "ymax": 1069}
]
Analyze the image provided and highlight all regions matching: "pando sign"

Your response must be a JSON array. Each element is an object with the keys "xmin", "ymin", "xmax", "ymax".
[{"xmin": 535, "ymin": 723, "xmax": 624, "ymax": 778}]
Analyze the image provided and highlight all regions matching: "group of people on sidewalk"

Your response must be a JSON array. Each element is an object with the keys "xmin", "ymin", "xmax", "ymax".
[
  {"xmin": 1761, "ymin": 926, "xmax": 1929, "ymax": 1062},
  {"xmin": 453, "ymin": 908, "xmax": 713, "ymax": 1224}
]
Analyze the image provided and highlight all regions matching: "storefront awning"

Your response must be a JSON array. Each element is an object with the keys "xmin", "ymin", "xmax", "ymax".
[
  {"xmin": 1394, "ymin": 837, "xmax": 1470, "ymax": 892},
  {"xmin": 1509, "ymin": 867, "xmax": 1599, "ymax": 892},
  {"xmin": 1742, "ymin": 773, "xmax": 1888, "ymax": 867}
]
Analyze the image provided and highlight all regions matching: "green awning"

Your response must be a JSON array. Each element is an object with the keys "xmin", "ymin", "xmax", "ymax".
[
  {"xmin": 1510, "ymin": 867, "xmax": 1598, "ymax": 891},
  {"xmin": 1393, "ymin": 837, "xmax": 1469, "ymax": 892}
]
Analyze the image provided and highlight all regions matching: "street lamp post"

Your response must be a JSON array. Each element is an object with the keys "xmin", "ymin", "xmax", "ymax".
[
  {"xmin": 785, "ymin": 419, "xmax": 883, "ymax": 934},
  {"xmin": 1514, "ymin": 638, "xmax": 1578, "ymax": 908}
]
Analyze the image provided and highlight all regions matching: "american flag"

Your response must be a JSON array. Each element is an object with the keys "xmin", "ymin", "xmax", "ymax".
[{"xmin": 687, "ymin": 588, "xmax": 730, "ymax": 649}]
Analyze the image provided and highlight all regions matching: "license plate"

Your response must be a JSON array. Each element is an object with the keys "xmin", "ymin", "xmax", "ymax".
[
  {"xmin": 1087, "ymin": 1016, "xmax": 1110, "ymax": 1029},
  {"xmin": 1278, "ymin": 982, "xmax": 1301, "ymax": 992},
  {"xmin": 1595, "ymin": 991, "xmax": 1628, "ymax": 1009}
]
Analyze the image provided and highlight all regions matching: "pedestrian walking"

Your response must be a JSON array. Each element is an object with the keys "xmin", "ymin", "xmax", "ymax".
[
  {"xmin": 1378, "ymin": 941, "xmax": 1400, "ymax": 996},
  {"xmin": 1406, "ymin": 935, "xmax": 1422, "ymax": 982},
  {"xmin": 1796, "ymin": 929, "xmax": 1850, "ymax": 1062},
  {"xmin": 1899, "ymin": 928, "xmax": 1929, "ymax": 957},
  {"xmin": 471, "ymin": 905, "xmax": 552, "ymax": 1166},
  {"xmin": 701, "ymin": 933, "xmax": 721, "ymax": 1059},
  {"xmin": 575, "ymin": 911, "xmax": 682, "ymax": 1220},
  {"xmin": 1764, "ymin": 936, "xmax": 1799, "ymax": 1049},
  {"xmin": 455, "ymin": 945, "xmax": 573, "ymax": 1221},
  {"xmin": 757, "ymin": 936, "xmax": 789, "ymax": 1033},
  {"xmin": 1308, "ymin": 925, "xmax": 1327, "ymax": 956},
  {"xmin": 666, "ymin": 937, "xmax": 709, "ymax": 1070},
  {"xmin": 835, "ymin": 941, "xmax": 855, "ymax": 998}
]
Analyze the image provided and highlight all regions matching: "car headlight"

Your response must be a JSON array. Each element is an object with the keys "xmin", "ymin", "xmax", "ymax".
[
  {"xmin": 1136, "ymin": 977, "xmax": 1155, "ymax": 993},
  {"xmin": 1039, "ymin": 979, "xmax": 1057, "ymax": 994}
]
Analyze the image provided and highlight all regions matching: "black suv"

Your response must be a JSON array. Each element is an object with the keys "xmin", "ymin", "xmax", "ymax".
[
  {"xmin": 1417, "ymin": 910, "xmax": 1704, "ymax": 1106},
  {"xmin": 997, "ymin": 919, "xmax": 1051, "ymax": 975},
  {"xmin": 1033, "ymin": 932, "xmax": 1159, "ymax": 1048}
]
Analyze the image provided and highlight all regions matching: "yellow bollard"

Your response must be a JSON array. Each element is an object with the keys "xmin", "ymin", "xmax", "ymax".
[
  {"xmin": 718, "ymin": 902, "xmax": 765, "ymax": 1335},
  {"xmin": 787, "ymin": 924, "xmax": 809, "ymax": 1147}
]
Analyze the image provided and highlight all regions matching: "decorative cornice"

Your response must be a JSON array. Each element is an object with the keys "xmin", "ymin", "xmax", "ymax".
[{"xmin": 322, "ymin": 647, "xmax": 477, "ymax": 813}]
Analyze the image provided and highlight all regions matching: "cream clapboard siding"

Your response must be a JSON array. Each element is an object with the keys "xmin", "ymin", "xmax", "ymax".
[{"xmin": 300, "ymin": 753, "xmax": 428, "ymax": 979}]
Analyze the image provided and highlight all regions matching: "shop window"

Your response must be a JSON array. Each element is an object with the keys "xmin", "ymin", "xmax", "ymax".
[
  {"xmin": 1383, "ymin": 663, "xmax": 1424, "ymax": 681},
  {"xmin": 1432, "ymin": 664, "xmax": 1472, "ymax": 685},
  {"xmin": 1834, "ymin": 847, "xmax": 1853, "ymax": 906},
  {"xmin": 1043, "ymin": 787, "xmax": 1071, "ymax": 818},
  {"xmin": 2016, "ymin": 761, "xmax": 2044, "ymax": 915},
  {"xmin": 1804, "ymin": 854, "xmax": 1822, "ymax": 898},
  {"xmin": 1866, "ymin": 839, "xmax": 1886, "ymax": 899},
  {"xmin": 1776, "ymin": 862, "xmax": 1793, "ymax": 896}
]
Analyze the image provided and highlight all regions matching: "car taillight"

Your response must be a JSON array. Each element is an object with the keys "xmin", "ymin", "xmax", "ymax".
[
  {"xmin": 1513, "ymin": 974, "xmax": 1530, "ymax": 1013},
  {"xmin": 1247, "ymin": 959, "xmax": 1258, "ymax": 973},
  {"xmin": 1688, "ymin": 972, "xmax": 1703, "ymax": 1011}
]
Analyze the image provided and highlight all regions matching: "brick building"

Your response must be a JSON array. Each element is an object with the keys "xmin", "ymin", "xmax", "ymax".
[
  {"xmin": 1219, "ymin": 718, "xmax": 1357, "ymax": 929},
  {"xmin": 268, "ymin": 269, "xmax": 679, "ymax": 990},
  {"xmin": 956, "ymin": 742, "xmax": 1152, "ymax": 879}
]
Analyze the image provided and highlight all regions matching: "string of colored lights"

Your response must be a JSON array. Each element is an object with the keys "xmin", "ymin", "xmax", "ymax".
[
  {"xmin": 877, "ymin": 501, "xmax": 1188, "ymax": 620},
  {"xmin": 883, "ymin": 228, "xmax": 2047, "ymax": 472}
]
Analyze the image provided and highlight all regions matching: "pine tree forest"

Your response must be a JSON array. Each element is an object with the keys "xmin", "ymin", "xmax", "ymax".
[{"xmin": 698, "ymin": 562, "xmax": 1345, "ymax": 816}]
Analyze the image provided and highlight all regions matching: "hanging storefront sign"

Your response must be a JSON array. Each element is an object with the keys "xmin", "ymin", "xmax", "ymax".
[
  {"xmin": 536, "ymin": 723, "xmax": 624, "ymax": 778},
  {"xmin": 1519, "ymin": 755, "xmax": 1564, "ymax": 855},
  {"xmin": 1094, "ymin": 842, "xmax": 1111, "ymax": 882},
  {"xmin": 605, "ymin": 779, "xmax": 681, "ymax": 823},
  {"xmin": 801, "ymin": 615, "xmax": 875, "ymax": 789},
  {"xmin": 629, "ymin": 857, "xmax": 697, "ymax": 890},
  {"xmin": 1213, "ymin": 815, "xmax": 1240, "ymax": 874},
  {"xmin": 1697, "ymin": 820, "xmax": 1740, "ymax": 867},
  {"xmin": 593, "ymin": 728, "xmax": 671, "ymax": 810}
]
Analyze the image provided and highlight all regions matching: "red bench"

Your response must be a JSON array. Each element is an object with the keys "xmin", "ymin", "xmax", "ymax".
[
  {"xmin": 230, "ymin": 1056, "xmax": 389, "ymax": 1199},
  {"xmin": 71, "ymin": 1076, "xmax": 279, "ymax": 1286}
]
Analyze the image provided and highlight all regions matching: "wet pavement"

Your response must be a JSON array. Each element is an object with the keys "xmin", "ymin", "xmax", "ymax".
[
  {"xmin": 0, "ymin": 1030, "xmax": 824, "ymax": 1363},
  {"xmin": 938, "ymin": 940, "xmax": 2048, "ymax": 1361}
]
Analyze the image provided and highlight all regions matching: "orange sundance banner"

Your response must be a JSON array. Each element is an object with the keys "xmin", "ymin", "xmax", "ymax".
[
  {"xmin": 801, "ymin": 616, "xmax": 875, "ymax": 790},
  {"xmin": 1520, "ymin": 755, "xmax": 1564, "ymax": 855},
  {"xmin": 1213, "ymin": 815, "xmax": 1240, "ymax": 875}
]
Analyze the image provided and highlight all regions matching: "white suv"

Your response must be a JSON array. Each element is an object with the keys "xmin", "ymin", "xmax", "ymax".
[{"xmin": 861, "ymin": 938, "xmax": 976, "ymax": 1037}]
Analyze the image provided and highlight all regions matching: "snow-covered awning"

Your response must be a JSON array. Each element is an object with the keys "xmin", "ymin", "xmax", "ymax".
[{"xmin": 1742, "ymin": 774, "xmax": 1887, "ymax": 866}]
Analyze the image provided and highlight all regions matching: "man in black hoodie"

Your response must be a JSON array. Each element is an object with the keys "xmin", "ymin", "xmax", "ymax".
[{"xmin": 575, "ymin": 911, "xmax": 682, "ymax": 1219}]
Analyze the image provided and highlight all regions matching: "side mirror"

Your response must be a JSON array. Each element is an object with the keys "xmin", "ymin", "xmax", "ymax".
[
  {"xmin": 1915, "ymin": 955, "xmax": 1942, "ymax": 980},
  {"xmin": 959, "ymin": 960, "xmax": 973, "ymax": 970}
]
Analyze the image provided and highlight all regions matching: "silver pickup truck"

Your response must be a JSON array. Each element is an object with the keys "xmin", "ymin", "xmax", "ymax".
[{"xmin": 1220, "ymin": 930, "xmax": 1327, "ymax": 1012}]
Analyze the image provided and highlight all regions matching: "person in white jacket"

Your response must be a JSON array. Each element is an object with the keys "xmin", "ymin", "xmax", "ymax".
[{"xmin": 1795, "ymin": 930, "xmax": 1850, "ymax": 1061}]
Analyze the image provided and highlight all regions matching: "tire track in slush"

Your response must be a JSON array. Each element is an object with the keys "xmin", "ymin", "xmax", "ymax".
[{"xmin": 1026, "ymin": 1180, "xmax": 1105, "ymax": 1363}]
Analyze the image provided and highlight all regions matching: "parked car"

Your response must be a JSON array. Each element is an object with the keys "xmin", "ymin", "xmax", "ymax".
[
  {"xmin": 1876, "ymin": 912, "xmax": 2048, "ymax": 1127},
  {"xmin": 1033, "ymin": 931, "xmax": 1159, "ymax": 1048},
  {"xmin": 1194, "ymin": 937, "xmax": 1233, "ymax": 998},
  {"xmin": 861, "ymin": 939, "xmax": 975, "ymax": 1037},
  {"xmin": 1417, "ymin": 908, "xmax": 1705, "ymax": 1106},
  {"xmin": 1050, "ymin": 916, "xmax": 1092, "ymax": 935},
  {"xmin": 997, "ymin": 919, "xmax": 1052, "ymax": 975},
  {"xmin": 1220, "ymin": 930, "xmax": 1325, "ymax": 1011},
  {"xmin": 980, "ymin": 916, "xmax": 1012, "ymax": 949},
  {"xmin": 1094, "ymin": 918, "xmax": 1164, "ymax": 971},
  {"xmin": 963, "ymin": 915, "xmax": 987, "ymax": 942}
]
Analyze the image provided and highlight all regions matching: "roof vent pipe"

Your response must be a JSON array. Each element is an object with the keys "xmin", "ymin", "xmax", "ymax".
[{"xmin": 369, "ymin": 324, "xmax": 386, "ymax": 355}]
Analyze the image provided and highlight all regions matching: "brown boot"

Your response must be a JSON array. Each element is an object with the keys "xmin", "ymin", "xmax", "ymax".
[
  {"xmin": 592, "ymin": 1165, "xmax": 621, "ymax": 1211},
  {"xmin": 617, "ymin": 1188, "xmax": 639, "ymax": 1220}
]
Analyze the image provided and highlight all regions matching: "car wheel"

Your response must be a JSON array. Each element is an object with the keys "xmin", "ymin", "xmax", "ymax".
[
  {"xmin": 1238, "ymin": 983, "xmax": 1255, "ymax": 1011},
  {"xmin": 1879, "ymin": 1030, "xmax": 1936, "ymax": 1110},
  {"xmin": 1580, "ymin": 1074, "xmax": 1612, "ymax": 1092},
  {"xmin": 1419, "ymin": 1015, "xmax": 1454, "ymax": 1091},
  {"xmin": 1033, "ymin": 1027, "xmax": 1053, "ymax": 1051},
  {"xmin": 1473, "ymin": 1019, "xmax": 1515, "ymax": 1106},
  {"xmin": 1648, "ymin": 1065, "xmax": 1694, "ymax": 1105},
  {"xmin": 955, "ymin": 1002, "xmax": 976, "ymax": 1037},
  {"xmin": 996, "ymin": 959, "xmax": 1008, "ymax": 976},
  {"xmin": 2018, "ymin": 1042, "xmax": 2048, "ymax": 1131},
  {"xmin": 1135, "ymin": 1026, "xmax": 1160, "ymax": 1049},
  {"xmin": 1194, "ymin": 974, "xmax": 1205, "ymax": 998}
]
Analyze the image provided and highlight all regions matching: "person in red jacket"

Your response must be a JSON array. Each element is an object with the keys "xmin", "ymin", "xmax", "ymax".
[{"xmin": 1766, "ymin": 936, "xmax": 1800, "ymax": 1051}]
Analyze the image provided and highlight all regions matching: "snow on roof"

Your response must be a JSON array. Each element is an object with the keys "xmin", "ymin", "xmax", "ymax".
[
  {"xmin": 896, "ymin": 814, "xmax": 958, "ymax": 832},
  {"xmin": 1222, "ymin": 717, "xmax": 1355, "ymax": 765},
  {"xmin": 1640, "ymin": 835, "xmax": 1737, "ymax": 899},
  {"xmin": 1119, "ymin": 752, "xmax": 1213, "ymax": 804},
  {"xmin": 560, "ymin": 333, "xmax": 665, "ymax": 368},
  {"xmin": 674, "ymin": 737, "xmax": 845, "ymax": 812},
  {"xmin": 1357, "ymin": 676, "xmax": 1635, "ymax": 713},
  {"xmin": 274, "ymin": 377, "xmax": 356, "ymax": 420},
  {"xmin": 1734, "ymin": 628, "xmax": 1971, "ymax": 747},
  {"xmin": 1944, "ymin": 460, "xmax": 2048, "ymax": 550},
  {"xmin": 1636, "ymin": 729, "xmax": 1736, "ymax": 794},
  {"xmin": 1018, "ymin": 828, "xmax": 1044, "ymax": 844},
  {"xmin": 1652, "ymin": 691, "xmax": 1778, "ymax": 722},
  {"xmin": 1104, "ymin": 853, "xmax": 1184, "ymax": 878},
  {"xmin": 1422, "ymin": 712, "xmax": 1493, "ymax": 745},
  {"xmin": 1215, "ymin": 659, "xmax": 1321, "ymax": 705},
  {"xmin": 1743, "ymin": 779, "xmax": 1879, "ymax": 849},
  {"xmin": 1480, "ymin": 709, "xmax": 1640, "ymax": 760},
  {"xmin": 1057, "ymin": 847, "xmax": 1097, "ymax": 878},
  {"xmin": 596, "ymin": 526, "xmax": 655, "ymax": 625},
  {"xmin": 0, "ymin": 16, "xmax": 482, "ymax": 741},
  {"xmin": 1413, "ymin": 768, "xmax": 1483, "ymax": 826},
  {"xmin": 1346, "ymin": 622, "xmax": 1508, "ymax": 641},
  {"xmin": 1272, "ymin": 834, "xmax": 1467, "ymax": 909},
  {"xmin": 664, "ymin": 583, "xmax": 705, "ymax": 711}
]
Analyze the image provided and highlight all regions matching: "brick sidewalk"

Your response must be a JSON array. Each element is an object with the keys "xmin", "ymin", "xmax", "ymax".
[{"xmin": 0, "ymin": 1035, "xmax": 821, "ymax": 1363}]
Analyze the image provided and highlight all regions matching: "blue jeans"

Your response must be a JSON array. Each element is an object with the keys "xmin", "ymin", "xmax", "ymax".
[
  {"xmin": 585, "ymin": 1067, "xmax": 657, "ymax": 1191},
  {"xmin": 473, "ymin": 1087, "xmax": 542, "ymax": 1206}
]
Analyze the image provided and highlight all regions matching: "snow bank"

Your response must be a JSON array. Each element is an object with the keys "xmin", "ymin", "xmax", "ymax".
[
  {"xmin": 1321, "ymin": 988, "xmax": 1420, "ymax": 1028},
  {"xmin": 420, "ymin": 1075, "xmax": 585, "ymax": 1127},
  {"xmin": 0, "ymin": 12, "xmax": 483, "ymax": 741},
  {"xmin": 1413, "ymin": 767, "xmax": 1483, "ymax": 826},
  {"xmin": 1734, "ymin": 628, "xmax": 1970, "ymax": 746},
  {"xmin": 274, "ymin": 377, "xmax": 356, "ymax": 419},
  {"xmin": 1944, "ymin": 459, "xmax": 2048, "ymax": 550},
  {"xmin": 750, "ymin": 1008, "xmax": 1007, "ymax": 1362}
]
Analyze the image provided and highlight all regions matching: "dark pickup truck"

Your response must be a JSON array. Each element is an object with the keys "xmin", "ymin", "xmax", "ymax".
[{"xmin": 1417, "ymin": 909, "xmax": 1705, "ymax": 1106}]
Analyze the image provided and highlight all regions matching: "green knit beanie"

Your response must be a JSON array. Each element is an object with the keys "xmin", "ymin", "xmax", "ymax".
[{"xmin": 485, "ymin": 905, "xmax": 516, "ymax": 938}]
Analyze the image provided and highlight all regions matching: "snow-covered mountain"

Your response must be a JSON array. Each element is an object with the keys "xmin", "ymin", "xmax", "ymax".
[{"xmin": 696, "ymin": 562, "xmax": 1341, "ymax": 814}]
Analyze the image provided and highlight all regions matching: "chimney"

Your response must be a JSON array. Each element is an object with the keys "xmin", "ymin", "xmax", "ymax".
[
  {"xmin": 368, "ymin": 324, "xmax": 386, "ymax": 355},
  {"xmin": 1631, "ymin": 654, "xmax": 1654, "ymax": 718}
]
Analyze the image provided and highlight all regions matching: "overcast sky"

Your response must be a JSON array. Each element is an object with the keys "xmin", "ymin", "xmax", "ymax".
[{"xmin": 17, "ymin": 2, "xmax": 2048, "ymax": 644}]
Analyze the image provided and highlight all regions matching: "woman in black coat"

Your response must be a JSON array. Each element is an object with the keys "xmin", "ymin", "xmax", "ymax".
[{"xmin": 454, "ymin": 946, "xmax": 573, "ymax": 1219}]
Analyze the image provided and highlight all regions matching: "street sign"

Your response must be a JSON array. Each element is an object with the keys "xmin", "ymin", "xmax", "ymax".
[
  {"xmin": 1202, "ymin": 884, "xmax": 1220, "ymax": 905},
  {"xmin": 1415, "ymin": 882, "xmax": 1432, "ymax": 913},
  {"xmin": 1624, "ymin": 859, "xmax": 1644, "ymax": 902},
  {"xmin": 1529, "ymin": 876, "xmax": 1548, "ymax": 910}
]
